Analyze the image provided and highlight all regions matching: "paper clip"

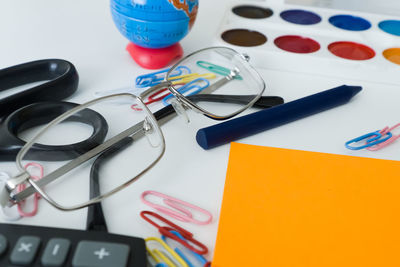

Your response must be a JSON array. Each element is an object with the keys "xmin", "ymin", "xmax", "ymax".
[
  {"xmin": 141, "ymin": 191, "xmax": 212, "ymax": 225},
  {"xmin": 162, "ymin": 231, "xmax": 210, "ymax": 267},
  {"xmin": 345, "ymin": 130, "xmax": 392, "ymax": 150},
  {"xmin": 136, "ymin": 66, "xmax": 191, "ymax": 88},
  {"xmin": 131, "ymin": 82, "xmax": 187, "ymax": 111},
  {"xmin": 141, "ymin": 211, "xmax": 208, "ymax": 255},
  {"xmin": 162, "ymin": 78, "xmax": 210, "ymax": 106},
  {"xmin": 146, "ymin": 237, "xmax": 189, "ymax": 267},
  {"xmin": 132, "ymin": 74, "xmax": 214, "ymax": 110},
  {"xmin": 367, "ymin": 123, "xmax": 400, "ymax": 151},
  {"xmin": 131, "ymin": 87, "xmax": 170, "ymax": 110},
  {"xmin": 17, "ymin": 163, "xmax": 44, "ymax": 217},
  {"xmin": 0, "ymin": 172, "xmax": 21, "ymax": 221},
  {"xmin": 169, "ymin": 73, "xmax": 216, "ymax": 85},
  {"xmin": 196, "ymin": 61, "xmax": 242, "ymax": 80}
]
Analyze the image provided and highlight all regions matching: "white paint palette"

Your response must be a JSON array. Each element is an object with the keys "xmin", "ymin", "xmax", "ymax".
[{"xmin": 213, "ymin": 0, "xmax": 400, "ymax": 84}]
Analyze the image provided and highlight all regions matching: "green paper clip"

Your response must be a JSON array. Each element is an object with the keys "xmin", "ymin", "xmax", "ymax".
[{"xmin": 196, "ymin": 61, "xmax": 243, "ymax": 80}]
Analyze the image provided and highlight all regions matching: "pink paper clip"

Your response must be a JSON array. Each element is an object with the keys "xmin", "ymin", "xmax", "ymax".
[
  {"xmin": 367, "ymin": 123, "xmax": 400, "ymax": 151},
  {"xmin": 17, "ymin": 163, "xmax": 44, "ymax": 217},
  {"xmin": 141, "ymin": 190, "xmax": 212, "ymax": 225}
]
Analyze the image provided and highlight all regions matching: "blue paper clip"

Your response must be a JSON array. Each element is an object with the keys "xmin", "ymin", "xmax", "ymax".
[
  {"xmin": 345, "ymin": 130, "xmax": 393, "ymax": 150},
  {"xmin": 196, "ymin": 61, "xmax": 242, "ymax": 80},
  {"xmin": 162, "ymin": 78, "xmax": 210, "ymax": 106},
  {"xmin": 146, "ymin": 236, "xmax": 189, "ymax": 267},
  {"xmin": 162, "ymin": 231, "xmax": 209, "ymax": 267},
  {"xmin": 136, "ymin": 66, "xmax": 191, "ymax": 88}
]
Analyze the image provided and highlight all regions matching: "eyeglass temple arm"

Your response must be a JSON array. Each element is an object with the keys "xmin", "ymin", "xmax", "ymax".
[
  {"xmin": 153, "ymin": 94, "xmax": 284, "ymax": 124},
  {"xmin": 87, "ymin": 136, "xmax": 133, "ymax": 232},
  {"xmin": 11, "ymin": 123, "xmax": 144, "ymax": 203},
  {"xmin": 188, "ymin": 94, "xmax": 283, "ymax": 108}
]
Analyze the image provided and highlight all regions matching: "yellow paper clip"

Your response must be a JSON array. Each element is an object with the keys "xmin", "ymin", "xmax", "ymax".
[
  {"xmin": 168, "ymin": 73, "xmax": 216, "ymax": 85},
  {"xmin": 146, "ymin": 237, "xmax": 189, "ymax": 267}
]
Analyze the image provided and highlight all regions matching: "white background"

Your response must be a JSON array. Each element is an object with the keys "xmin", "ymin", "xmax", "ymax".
[{"xmin": 1, "ymin": 0, "xmax": 400, "ymax": 261}]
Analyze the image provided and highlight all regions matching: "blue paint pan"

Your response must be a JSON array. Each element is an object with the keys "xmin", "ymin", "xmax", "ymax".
[
  {"xmin": 329, "ymin": 15, "xmax": 371, "ymax": 31},
  {"xmin": 379, "ymin": 20, "xmax": 400, "ymax": 36}
]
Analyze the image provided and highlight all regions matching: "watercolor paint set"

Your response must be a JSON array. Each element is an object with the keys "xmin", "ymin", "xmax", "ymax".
[{"xmin": 213, "ymin": 0, "xmax": 400, "ymax": 84}]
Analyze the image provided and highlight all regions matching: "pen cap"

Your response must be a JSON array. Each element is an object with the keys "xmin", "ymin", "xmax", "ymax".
[{"xmin": 196, "ymin": 85, "xmax": 362, "ymax": 150}]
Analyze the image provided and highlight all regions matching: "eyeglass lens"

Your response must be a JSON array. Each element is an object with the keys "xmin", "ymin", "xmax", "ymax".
[
  {"xmin": 14, "ymin": 95, "xmax": 164, "ymax": 208},
  {"xmin": 165, "ymin": 47, "xmax": 265, "ymax": 118}
]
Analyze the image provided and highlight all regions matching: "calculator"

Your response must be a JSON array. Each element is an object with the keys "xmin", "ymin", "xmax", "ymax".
[{"xmin": 0, "ymin": 223, "xmax": 147, "ymax": 267}]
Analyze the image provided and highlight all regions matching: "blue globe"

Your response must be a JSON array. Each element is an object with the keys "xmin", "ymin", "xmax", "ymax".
[{"xmin": 111, "ymin": 0, "xmax": 199, "ymax": 49}]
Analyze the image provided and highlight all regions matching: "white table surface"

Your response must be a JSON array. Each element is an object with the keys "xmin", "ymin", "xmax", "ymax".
[{"xmin": 1, "ymin": 0, "xmax": 400, "ymax": 261}]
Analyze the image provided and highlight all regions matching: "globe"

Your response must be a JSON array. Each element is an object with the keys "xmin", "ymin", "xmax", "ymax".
[{"xmin": 111, "ymin": 0, "xmax": 199, "ymax": 49}]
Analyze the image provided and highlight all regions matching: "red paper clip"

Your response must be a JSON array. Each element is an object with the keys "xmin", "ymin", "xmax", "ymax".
[
  {"xmin": 131, "ymin": 88, "xmax": 170, "ymax": 111},
  {"xmin": 140, "ymin": 210, "xmax": 208, "ymax": 255},
  {"xmin": 131, "ymin": 83, "xmax": 185, "ymax": 111}
]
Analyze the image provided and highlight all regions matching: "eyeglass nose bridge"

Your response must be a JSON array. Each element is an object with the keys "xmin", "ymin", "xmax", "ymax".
[
  {"xmin": 170, "ymin": 97, "xmax": 190, "ymax": 124},
  {"xmin": 140, "ymin": 79, "xmax": 191, "ymax": 123},
  {"xmin": 0, "ymin": 172, "xmax": 30, "ymax": 207},
  {"xmin": 143, "ymin": 117, "xmax": 162, "ymax": 148},
  {"xmin": 6, "ymin": 172, "xmax": 30, "ymax": 193},
  {"xmin": 241, "ymin": 53, "xmax": 250, "ymax": 62}
]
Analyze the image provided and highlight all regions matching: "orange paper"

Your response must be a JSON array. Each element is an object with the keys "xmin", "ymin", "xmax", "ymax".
[{"xmin": 213, "ymin": 143, "xmax": 400, "ymax": 267}]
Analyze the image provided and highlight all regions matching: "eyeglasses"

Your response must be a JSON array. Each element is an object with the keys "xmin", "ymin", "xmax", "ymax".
[
  {"xmin": 1, "ymin": 94, "xmax": 165, "ymax": 211},
  {"xmin": 140, "ymin": 46, "xmax": 266, "ymax": 121},
  {"xmin": 0, "ymin": 47, "xmax": 266, "ymax": 211}
]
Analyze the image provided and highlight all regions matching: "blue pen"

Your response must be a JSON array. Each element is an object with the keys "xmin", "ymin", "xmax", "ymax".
[{"xmin": 196, "ymin": 85, "xmax": 362, "ymax": 150}]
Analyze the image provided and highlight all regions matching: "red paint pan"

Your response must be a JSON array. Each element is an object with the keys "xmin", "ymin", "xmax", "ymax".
[
  {"xmin": 274, "ymin": 35, "xmax": 320, "ymax": 53},
  {"xmin": 328, "ymin": 41, "xmax": 375, "ymax": 60}
]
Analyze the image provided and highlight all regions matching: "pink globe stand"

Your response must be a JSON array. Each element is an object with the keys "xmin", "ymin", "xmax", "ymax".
[{"xmin": 126, "ymin": 43, "xmax": 184, "ymax": 69}]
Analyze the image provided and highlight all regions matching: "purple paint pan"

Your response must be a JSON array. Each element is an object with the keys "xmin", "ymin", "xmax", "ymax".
[{"xmin": 280, "ymin": 9, "xmax": 322, "ymax": 25}]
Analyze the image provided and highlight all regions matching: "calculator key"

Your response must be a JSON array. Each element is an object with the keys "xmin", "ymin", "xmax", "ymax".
[
  {"xmin": 10, "ymin": 236, "xmax": 40, "ymax": 266},
  {"xmin": 0, "ymin": 234, "xmax": 7, "ymax": 256},
  {"xmin": 41, "ymin": 238, "xmax": 71, "ymax": 266},
  {"xmin": 72, "ymin": 240, "xmax": 130, "ymax": 267}
]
